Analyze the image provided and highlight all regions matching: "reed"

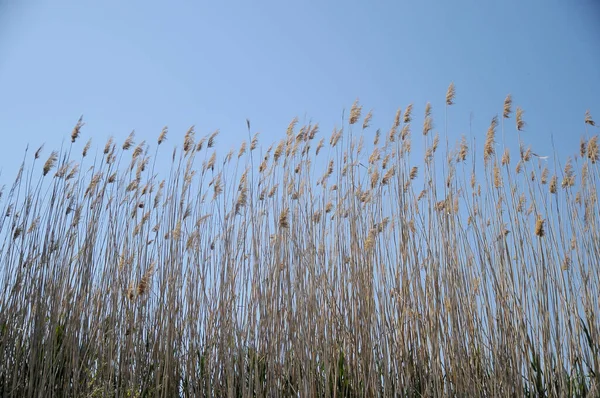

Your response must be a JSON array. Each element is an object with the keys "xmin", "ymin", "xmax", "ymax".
[{"xmin": 0, "ymin": 87, "xmax": 598, "ymax": 397}]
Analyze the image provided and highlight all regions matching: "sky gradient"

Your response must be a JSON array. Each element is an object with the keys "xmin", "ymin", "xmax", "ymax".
[{"xmin": 1, "ymin": 0, "xmax": 599, "ymax": 182}]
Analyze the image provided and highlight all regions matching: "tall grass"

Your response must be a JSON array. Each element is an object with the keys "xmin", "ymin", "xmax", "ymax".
[{"xmin": 0, "ymin": 88, "xmax": 598, "ymax": 397}]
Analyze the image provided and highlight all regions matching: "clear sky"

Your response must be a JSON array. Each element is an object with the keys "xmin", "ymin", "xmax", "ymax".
[{"xmin": 0, "ymin": 0, "xmax": 599, "ymax": 183}]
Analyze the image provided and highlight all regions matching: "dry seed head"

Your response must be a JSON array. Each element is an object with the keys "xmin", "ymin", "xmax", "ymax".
[
  {"xmin": 493, "ymin": 164, "xmax": 502, "ymax": 188},
  {"xmin": 71, "ymin": 116, "xmax": 84, "ymax": 143},
  {"xmin": 435, "ymin": 200, "xmax": 446, "ymax": 212},
  {"xmin": 401, "ymin": 124, "xmax": 410, "ymax": 140},
  {"xmin": 457, "ymin": 136, "xmax": 468, "ymax": 162},
  {"xmin": 410, "ymin": 166, "xmax": 418, "ymax": 180},
  {"xmin": 279, "ymin": 207, "xmax": 289, "ymax": 228},
  {"xmin": 208, "ymin": 129, "xmax": 219, "ymax": 148},
  {"xmin": 196, "ymin": 137, "xmax": 206, "ymax": 151},
  {"xmin": 516, "ymin": 106, "xmax": 525, "ymax": 131},
  {"xmin": 584, "ymin": 109, "xmax": 595, "ymax": 126},
  {"xmin": 446, "ymin": 82, "xmax": 456, "ymax": 106},
  {"xmin": 137, "ymin": 261, "xmax": 156, "ymax": 296},
  {"xmin": 54, "ymin": 162, "xmax": 69, "ymax": 178},
  {"xmin": 370, "ymin": 169, "xmax": 379, "ymax": 189},
  {"xmin": 330, "ymin": 128, "xmax": 342, "ymax": 147},
  {"xmin": 286, "ymin": 117, "xmax": 298, "ymax": 136},
  {"xmin": 562, "ymin": 159, "xmax": 575, "ymax": 188},
  {"xmin": 308, "ymin": 123, "xmax": 319, "ymax": 140},
  {"xmin": 382, "ymin": 166, "xmax": 394, "ymax": 185},
  {"xmin": 534, "ymin": 216, "xmax": 545, "ymax": 237},
  {"xmin": 484, "ymin": 116, "xmax": 497, "ymax": 162},
  {"xmin": 183, "ymin": 126, "xmax": 195, "ymax": 152},
  {"xmin": 424, "ymin": 146, "xmax": 434, "ymax": 163},
  {"xmin": 133, "ymin": 141, "xmax": 145, "ymax": 159},
  {"xmin": 372, "ymin": 129, "xmax": 380, "ymax": 146},
  {"xmin": 325, "ymin": 201, "xmax": 333, "ymax": 213},
  {"xmin": 205, "ymin": 152, "xmax": 216, "ymax": 172},
  {"xmin": 85, "ymin": 172, "xmax": 103, "ymax": 197},
  {"xmin": 67, "ymin": 165, "xmax": 79, "ymax": 181},
  {"xmin": 315, "ymin": 138, "xmax": 324, "ymax": 156},
  {"xmin": 587, "ymin": 135, "xmax": 598, "ymax": 163},
  {"xmin": 268, "ymin": 185, "xmax": 278, "ymax": 198},
  {"xmin": 212, "ymin": 174, "xmax": 223, "ymax": 200},
  {"xmin": 382, "ymin": 153, "xmax": 390, "ymax": 169},
  {"xmin": 34, "ymin": 144, "xmax": 44, "ymax": 159},
  {"xmin": 404, "ymin": 104, "xmax": 413, "ymax": 123},
  {"xmin": 503, "ymin": 94, "xmax": 512, "ymax": 118},
  {"xmin": 422, "ymin": 116, "xmax": 433, "ymax": 136},
  {"xmin": 127, "ymin": 283, "xmax": 136, "ymax": 301},
  {"xmin": 388, "ymin": 126, "xmax": 397, "ymax": 142},
  {"xmin": 251, "ymin": 132, "xmax": 260, "ymax": 150},
  {"xmin": 295, "ymin": 127, "xmax": 306, "ymax": 142},
  {"xmin": 369, "ymin": 147, "xmax": 381, "ymax": 164},
  {"xmin": 258, "ymin": 158, "xmax": 267, "ymax": 173},
  {"xmin": 580, "ymin": 137, "xmax": 587, "ymax": 158},
  {"xmin": 43, "ymin": 151, "xmax": 58, "ymax": 176},
  {"xmin": 394, "ymin": 108, "xmax": 402, "ymax": 127},
  {"xmin": 364, "ymin": 229, "xmax": 377, "ymax": 250},
  {"xmin": 123, "ymin": 131, "xmax": 135, "ymax": 150},
  {"xmin": 432, "ymin": 132, "xmax": 439, "ymax": 153},
  {"xmin": 402, "ymin": 137, "xmax": 411, "ymax": 154},
  {"xmin": 158, "ymin": 126, "xmax": 168, "ymax": 145},
  {"xmin": 362, "ymin": 110, "xmax": 373, "ymax": 129},
  {"xmin": 501, "ymin": 148, "xmax": 510, "ymax": 166},
  {"xmin": 349, "ymin": 99, "xmax": 362, "ymax": 125},
  {"xmin": 103, "ymin": 137, "xmax": 114, "ymax": 154},
  {"xmin": 82, "ymin": 138, "xmax": 92, "ymax": 157},
  {"xmin": 515, "ymin": 161, "xmax": 523, "ymax": 174},
  {"xmin": 274, "ymin": 140, "xmax": 285, "ymax": 161},
  {"xmin": 424, "ymin": 102, "xmax": 432, "ymax": 118},
  {"xmin": 238, "ymin": 141, "xmax": 247, "ymax": 158},
  {"xmin": 236, "ymin": 184, "xmax": 248, "ymax": 214},
  {"xmin": 541, "ymin": 167, "xmax": 549, "ymax": 184}
]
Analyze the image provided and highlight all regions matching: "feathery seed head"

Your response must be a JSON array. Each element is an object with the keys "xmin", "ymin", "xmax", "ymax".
[
  {"xmin": 503, "ymin": 94, "xmax": 512, "ymax": 118},
  {"xmin": 71, "ymin": 116, "xmax": 84, "ymax": 143},
  {"xmin": 587, "ymin": 135, "xmax": 598, "ymax": 163},
  {"xmin": 158, "ymin": 126, "xmax": 168, "ymax": 145},
  {"xmin": 535, "ymin": 216, "xmax": 545, "ymax": 237},
  {"xmin": 43, "ymin": 151, "xmax": 58, "ymax": 176},
  {"xmin": 123, "ymin": 131, "xmax": 135, "ymax": 150},
  {"xmin": 279, "ymin": 208, "xmax": 289, "ymax": 228},
  {"xmin": 362, "ymin": 110, "xmax": 373, "ymax": 130},
  {"xmin": 394, "ymin": 108, "xmax": 402, "ymax": 127},
  {"xmin": 404, "ymin": 104, "xmax": 413, "ymax": 123},
  {"xmin": 446, "ymin": 82, "xmax": 456, "ymax": 106},
  {"xmin": 183, "ymin": 126, "xmax": 195, "ymax": 152},
  {"xmin": 516, "ymin": 107, "xmax": 525, "ymax": 131},
  {"xmin": 585, "ymin": 109, "xmax": 595, "ymax": 126},
  {"xmin": 349, "ymin": 99, "xmax": 362, "ymax": 125}
]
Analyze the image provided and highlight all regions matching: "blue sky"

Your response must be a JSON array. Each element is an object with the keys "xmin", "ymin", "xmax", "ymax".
[{"xmin": 0, "ymin": 0, "xmax": 599, "ymax": 182}]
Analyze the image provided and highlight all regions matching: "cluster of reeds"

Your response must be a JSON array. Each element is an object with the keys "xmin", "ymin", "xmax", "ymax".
[{"xmin": 0, "ymin": 85, "xmax": 598, "ymax": 397}]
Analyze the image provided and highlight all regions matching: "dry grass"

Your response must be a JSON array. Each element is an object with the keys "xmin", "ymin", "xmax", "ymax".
[{"xmin": 0, "ymin": 88, "xmax": 598, "ymax": 397}]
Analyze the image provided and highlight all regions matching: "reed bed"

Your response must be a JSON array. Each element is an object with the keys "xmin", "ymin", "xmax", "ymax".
[{"xmin": 0, "ymin": 86, "xmax": 598, "ymax": 397}]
